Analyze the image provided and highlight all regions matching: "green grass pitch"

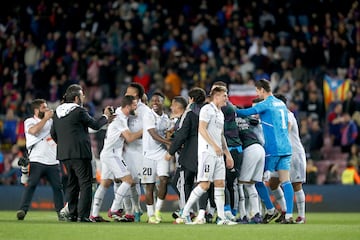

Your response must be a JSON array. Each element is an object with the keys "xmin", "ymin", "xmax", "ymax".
[{"xmin": 1, "ymin": 211, "xmax": 360, "ymax": 240}]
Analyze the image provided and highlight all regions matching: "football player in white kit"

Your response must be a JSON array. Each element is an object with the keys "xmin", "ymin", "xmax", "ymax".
[
  {"xmin": 177, "ymin": 86, "xmax": 236, "ymax": 225},
  {"xmin": 270, "ymin": 94, "xmax": 307, "ymax": 224},
  {"xmin": 142, "ymin": 92, "xmax": 172, "ymax": 224},
  {"xmin": 119, "ymin": 82, "xmax": 151, "ymax": 222},
  {"xmin": 90, "ymin": 95, "xmax": 142, "ymax": 222}
]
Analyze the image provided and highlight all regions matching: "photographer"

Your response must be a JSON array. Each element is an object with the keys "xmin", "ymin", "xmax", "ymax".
[{"xmin": 17, "ymin": 99, "xmax": 65, "ymax": 221}]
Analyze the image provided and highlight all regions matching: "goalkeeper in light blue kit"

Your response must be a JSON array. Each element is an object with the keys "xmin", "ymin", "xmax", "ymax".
[{"xmin": 236, "ymin": 79, "xmax": 294, "ymax": 224}]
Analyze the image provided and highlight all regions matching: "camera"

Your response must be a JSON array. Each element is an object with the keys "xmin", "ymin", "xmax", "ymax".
[
  {"xmin": 18, "ymin": 156, "xmax": 30, "ymax": 167},
  {"xmin": 109, "ymin": 106, "xmax": 115, "ymax": 115}
]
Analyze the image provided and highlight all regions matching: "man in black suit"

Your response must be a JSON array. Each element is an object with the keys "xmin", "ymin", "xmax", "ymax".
[
  {"xmin": 50, "ymin": 84, "xmax": 113, "ymax": 222},
  {"xmin": 165, "ymin": 87, "xmax": 206, "ymax": 220}
]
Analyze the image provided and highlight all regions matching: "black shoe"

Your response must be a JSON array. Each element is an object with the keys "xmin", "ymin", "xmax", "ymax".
[
  {"xmin": 89, "ymin": 216, "xmax": 110, "ymax": 222},
  {"xmin": 205, "ymin": 213, "xmax": 213, "ymax": 223},
  {"xmin": 172, "ymin": 210, "xmax": 181, "ymax": 219},
  {"xmin": 16, "ymin": 210, "xmax": 26, "ymax": 220},
  {"xmin": 275, "ymin": 211, "xmax": 286, "ymax": 223},
  {"xmin": 77, "ymin": 217, "xmax": 94, "ymax": 223},
  {"xmin": 280, "ymin": 217, "xmax": 295, "ymax": 224},
  {"xmin": 263, "ymin": 209, "xmax": 280, "ymax": 224},
  {"xmin": 67, "ymin": 215, "xmax": 78, "ymax": 222},
  {"xmin": 57, "ymin": 212, "xmax": 67, "ymax": 221}
]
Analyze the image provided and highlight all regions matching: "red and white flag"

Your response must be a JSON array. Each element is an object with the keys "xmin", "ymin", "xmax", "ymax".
[{"xmin": 228, "ymin": 84, "xmax": 257, "ymax": 107}]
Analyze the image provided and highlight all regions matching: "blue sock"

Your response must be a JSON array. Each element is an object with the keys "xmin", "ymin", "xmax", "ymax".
[
  {"xmin": 255, "ymin": 182, "xmax": 274, "ymax": 210},
  {"xmin": 224, "ymin": 204, "xmax": 231, "ymax": 212},
  {"xmin": 281, "ymin": 181, "xmax": 294, "ymax": 214},
  {"xmin": 231, "ymin": 209, "xmax": 238, "ymax": 216}
]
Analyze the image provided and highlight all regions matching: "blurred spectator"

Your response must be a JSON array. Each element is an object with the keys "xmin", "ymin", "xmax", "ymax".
[
  {"xmin": 324, "ymin": 163, "xmax": 341, "ymax": 184},
  {"xmin": 32, "ymin": 60, "xmax": 51, "ymax": 100},
  {"xmin": 133, "ymin": 62, "xmax": 151, "ymax": 93},
  {"xmin": 0, "ymin": 151, "xmax": 4, "ymax": 174},
  {"xmin": 299, "ymin": 117, "xmax": 312, "ymax": 158},
  {"xmin": 327, "ymin": 103, "xmax": 343, "ymax": 146},
  {"xmin": 24, "ymin": 40, "xmax": 41, "ymax": 75},
  {"xmin": 275, "ymin": 37, "xmax": 292, "ymax": 63},
  {"xmin": 340, "ymin": 112, "xmax": 358, "ymax": 153},
  {"xmin": 302, "ymin": 88, "xmax": 325, "ymax": 125},
  {"xmin": 348, "ymin": 144, "xmax": 360, "ymax": 173},
  {"xmin": 0, "ymin": 144, "xmax": 23, "ymax": 185},
  {"xmin": 2, "ymin": 109, "xmax": 20, "ymax": 145},
  {"xmin": 305, "ymin": 159, "xmax": 318, "ymax": 184},
  {"xmin": 164, "ymin": 67, "xmax": 182, "ymax": 102},
  {"xmin": 292, "ymin": 58, "xmax": 309, "ymax": 84},
  {"xmin": 309, "ymin": 118, "xmax": 324, "ymax": 161},
  {"xmin": 341, "ymin": 162, "xmax": 360, "ymax": 185},
  {"xmin": 342, "ymin": 91, "xmax": 357, "ymax": 116}
]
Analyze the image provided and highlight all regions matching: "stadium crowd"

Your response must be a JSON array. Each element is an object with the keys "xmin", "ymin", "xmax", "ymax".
[{"xmin": 1, "ymin": 0, "xmax": 360, "ymax": 186}]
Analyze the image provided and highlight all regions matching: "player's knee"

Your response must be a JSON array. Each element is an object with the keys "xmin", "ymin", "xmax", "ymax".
[
  {"xmin": 269, "ymin": 178, "xmax": 280, "ymax": 190},
  {"xmin": 292, "ymin": 182, "xmax": 302, "ymax": 191},
  {"xmin": 159, "ymin": 176, "xmax": 168, "ymax": 186}
]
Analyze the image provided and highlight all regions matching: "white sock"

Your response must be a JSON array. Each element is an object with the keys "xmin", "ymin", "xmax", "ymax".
[
  {"xmin": 272, "ymin": 187, "xmax": 286, "ymax": 212},
  {"xmin": 238, "ymin": 184, "xmax": 246, "ymax": 218},
  {"xmin": 113, "ymin": 182, "xmax": 123, "ymax": 209},
  {"xmin": 113, "ymin": 182, "xmax": 121, "ymax": 192},
  {"xmin": 244, "ymin": 183, "xmax": 260, "ymax": 218},
  {"xmin": 214, "ymin": 187, "xmax": 225, "ymax": 220},
  {"xmin": 130, "ymin": 185, "xmax": 140, "ymax": 212},
  {"xmin": 208, "ymin": 207, "xmax": 215, "ymax": 216},
  {"xmin": 295, "ymin": 189, "xmax": 305, "ymax": 218},
  {"xmin": 233, "ymin": 181, "xmax": 239, "ymax": 215},
  {"xmin": 182, "ymin": 185, "xmax": 206, "ymax": 217},
  {"xmin": 146, "ymin": 204, "xmax": 154, "ymax": 217},
  {"xmin": 265, "ymin": 206, "xmax": 276, "ymax": 215},
  {"xmin": 124, "ymin": 194, "xmax": 132, "ymax": 214},
  {"xmin": 91, "ymin": 185, "xmax": 107, "ymax": 217},
  {"xmin": 155, "ymin": 197, "xmax": 164, "ymax": 212},
  {"xmin": 111, "ymin": 182, "xmax": 131, "ymax": 212},
  {"xmin": 198, "ymin": 209, "xmax": 205, "ymax": 219}
]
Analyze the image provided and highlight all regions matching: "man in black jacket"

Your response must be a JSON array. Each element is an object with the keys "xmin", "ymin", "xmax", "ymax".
[
  {"xmin": 50, "ymin": 84, "xmax": 113, "ymax": 222},
  {"xmin": 165, "ymin": 87, "xmax": 206, "ymax": 220}
]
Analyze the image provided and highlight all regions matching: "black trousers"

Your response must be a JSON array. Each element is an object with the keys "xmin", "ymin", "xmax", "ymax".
[
  {"xmin": 63, "ymin": 159, "xmax": 92, "ymax": 219},
  {"xmin": 225, "ymin": 149, "xmax": 243, "ymax": 207},
  {"xmin": 172, "ymin": 166, "xmax": 196, "ymax": 206},
  {"xmin": 18, "ymin": 162, "xmax": 64, "ymax": 213}
]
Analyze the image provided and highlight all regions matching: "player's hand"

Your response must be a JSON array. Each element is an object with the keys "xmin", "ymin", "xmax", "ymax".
[
  {"xmin": 225, "ymin": 155, "xmax": 234, "ymax": 169},
  {"xmin": 164, "ymin": 152, "xmax": 173, "ymax": 161},
  {"xmin": 104, "ymin": 106, "xmax": 114, "ymax": 118},
  {"xmin": 45, "ymin": 109, "xmax": 54, "ymax": 120},
  {"xmin": 214, "ymin": 145, "xmax": 223, "ymax": 156}
]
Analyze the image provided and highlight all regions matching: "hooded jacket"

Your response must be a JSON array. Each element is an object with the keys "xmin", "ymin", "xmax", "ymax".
[{"xmin": 50, "ymin": 103, "xmax": 108, "ymax": 161}]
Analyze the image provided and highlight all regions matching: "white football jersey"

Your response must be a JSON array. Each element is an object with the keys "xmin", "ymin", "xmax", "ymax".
[
  {"xmin": 100, "ymin": 110, "xmax": 128, "ymax": 158},
  {"xmin": 198, "ymin": 102, "xmax": 224, "ymax": 156},
  {"xmin": 125, "ymin": 101, "xmax": 151, "ymax": 150},
  {"xmin": 288, "ymin": 111, "xmax": 306, "ymax": 155},
  {"xmin": 143, "ymin": 109, "xmax": 171, "ymax": 159}
]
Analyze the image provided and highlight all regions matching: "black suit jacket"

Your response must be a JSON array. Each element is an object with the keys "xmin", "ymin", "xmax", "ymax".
[
  {"xmin": 50, "ymin": 106, "xmax": 107, "ymax": 161},
  {"xmin": 168, "ymin": 110, "xmax": 199, "ymax": 172}
]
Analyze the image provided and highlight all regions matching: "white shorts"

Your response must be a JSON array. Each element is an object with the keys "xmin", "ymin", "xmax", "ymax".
[
  {"xmin": 239, "ymin": 143, "xmax": 265, "ymax": 182},
  {"xmin": 290, "ymin": 152, "xmax": 306, "ymax": 183},
  {"xmin": 141, "ymin": 156, "xmax": 170, "ymax": 183},
  {"xmin": 101, "ymin": 154, "xmax": 131, "ymax": 180},
  {"xmin": 123, "ymin": 146, "xmax": 144, "ymax": 183},
  {"xmin": 197, "ymin": 151, "xmax": 225, "ymax": 182}
]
